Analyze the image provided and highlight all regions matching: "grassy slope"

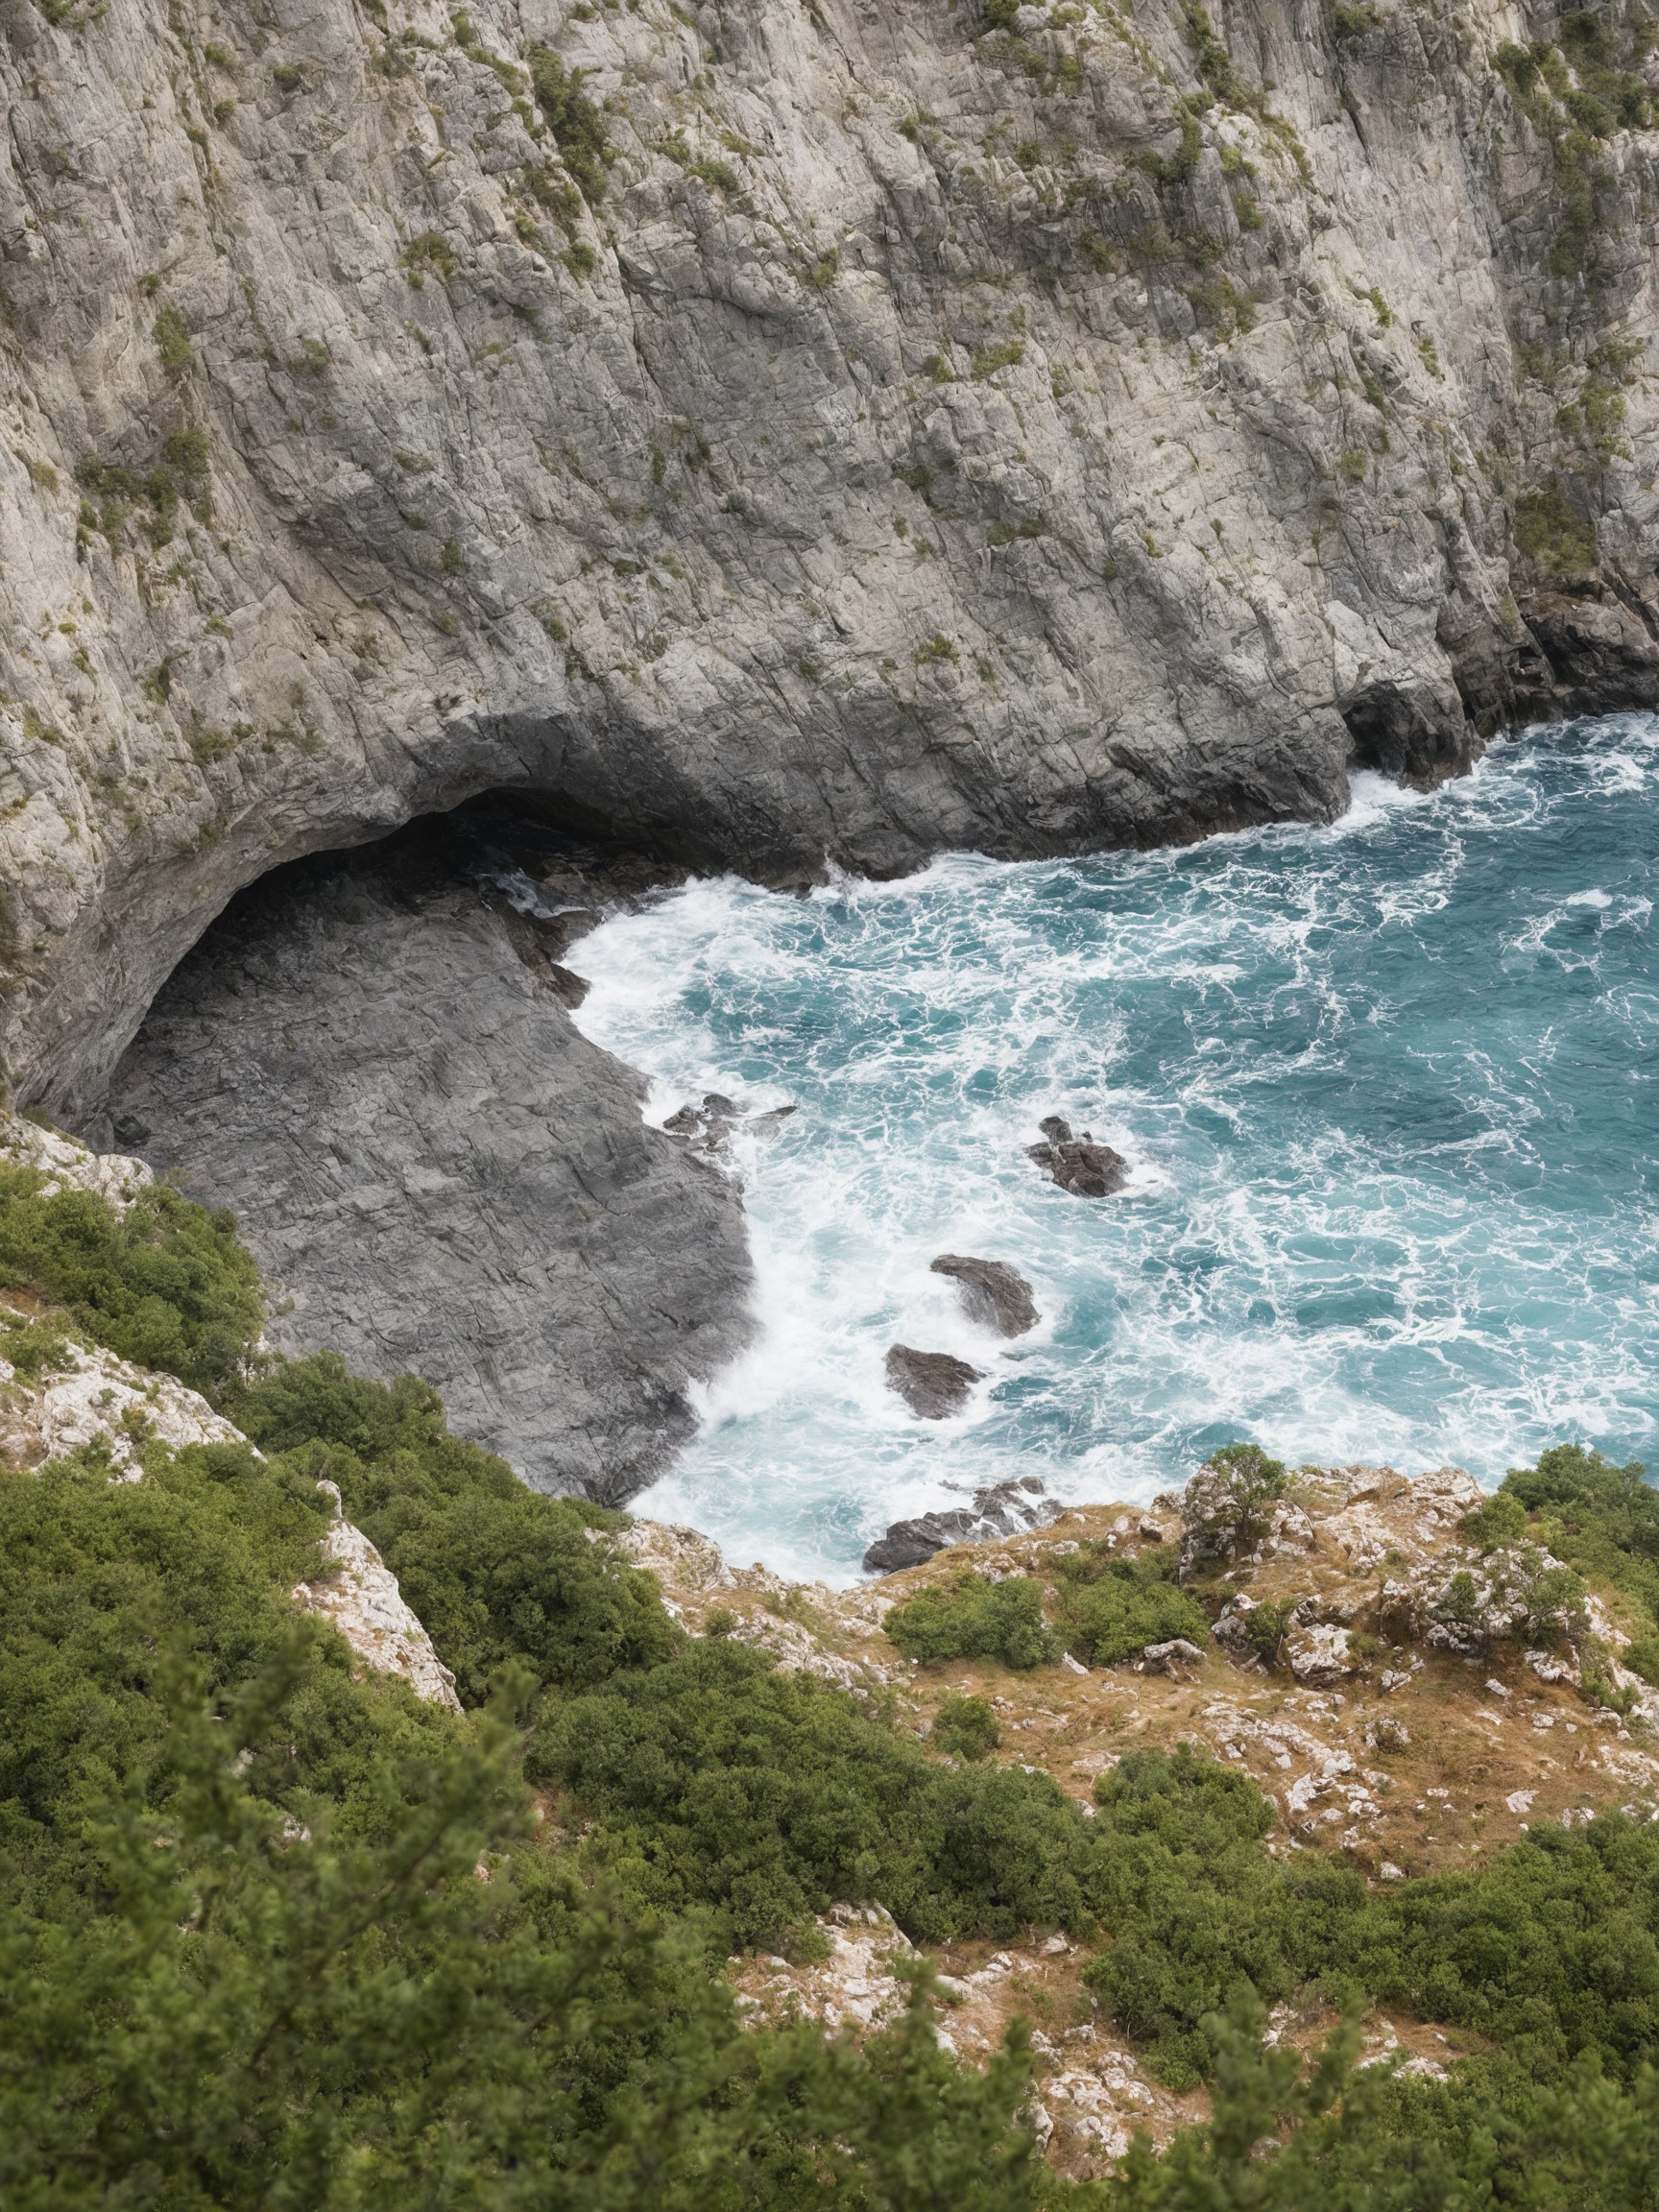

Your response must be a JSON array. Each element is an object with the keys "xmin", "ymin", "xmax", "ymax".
[{"xmin": 2, "ymin": 1155, "xmax": 1657, "ymax": 2205}]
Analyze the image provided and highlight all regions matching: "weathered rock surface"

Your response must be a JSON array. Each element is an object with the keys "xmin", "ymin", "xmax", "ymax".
[
  {"xmin": 295, "ymin": 1479, "xmax": 463, "ymax": 1711},
  {"xmin": 884, "ymin": 1342, "xmax": 986, "ymax": 1418},
  {"xmin": 861, "ymin": 1474, "xmax": 1061, "ymax": 1571},
  {"xmin": 930, "ymin": 1253, "xmax": 1039, "ymax": 1336},
  {"xmin": 10, "ymin": 0, "xmax": 1659, "ymax": 1115},
  {"xmin": 1026, "ymin": 1118, "xmax": 1129, "ymax": 1197},
  {"xmin": 96, "ymin": 832, "xmax": 755, "ymax": 1502}
]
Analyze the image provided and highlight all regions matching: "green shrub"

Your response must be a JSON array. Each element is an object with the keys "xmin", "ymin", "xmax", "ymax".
[
  {"xmin": 1515, "ymin": 489, "xmax": 1599, "ymax": 575},
  {"xmin": 1182, "ymin": 1441, "xmax": 1290, "ymax": 1565},
  {"xmin": 527, "ymin": 47, "xmax": 610, "ymax": 205},
  {"xmin": 1500, "ymin": 1444, "xmax": 1659, "ymax": 1647},
  {"xmin": 884, "ymin": 1575, "xmax": 1061, "ymax": 1670},
  {"xmin": 534, "ymin": 1637, "xmax": 1102, "ymax": 1951},
  {"xmin": 234, "ymin": 1353, "xmax": 674, "ymax": 1702},
  {"xmin": 1084, "ymin": 1746, "xmax": 1359, "ymax": 2087},
  {"xmin": 932, "ymin": 1692, "xmax": 1001, "ymax": 1761},
  {"xmin": 0, "ymin": 1166, "xmax": 262, "ymax": 1397},
  {"xmin": 1243, "ymin": 1595, "xmax": 1297, "ymax": 1668},
  {"xmin": 153, "ymin": 303, "xmax": 192, "ymax": 371},
  {"xmin": 1051, "ymin": 1544, "xmax": 1209, "ymax": 1666},
  {"xmin": 1463, "ymin": 1489, "xmax": 1530, "ymax": 1550}
]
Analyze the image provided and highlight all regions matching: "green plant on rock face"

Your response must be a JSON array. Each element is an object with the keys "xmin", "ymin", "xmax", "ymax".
[
  {"xmin": 153, "ymin": 305, "xmax": 192, "ymax": 372},
  {"xmin": 883, "ymin": 1574, "xmax": 1060, "ymax": 1671},
  {"xmin": 1182, "ymin": 1441, "xmax": 1290, "ymax": 1565},
  {"xmin": 399, "ymin": 231, "xmax": 454, "ymax": 288},
  {"xmin": 931, "ymin": 1692, "xmax": 1001, "ymax": 1761},
  {"xmin": 1515, "ymin": 488, "xmax": 1598, "ymax": 576},
  {"xmin": 527, "ymin": 47, "xmax": 610, "ymax": 206},
  {"xmin": 1494, "ymin": 19, "xmax": 1652, "ymax": 283},
  {"xmin": 1244, "ymin": 1595, "xmax": 1297, "ymax": 1668},
  {"xmin": 1463, "ymin": 1490, "xmax": 1530, "ymax": 1551},
  {"xmin": 971, "ymin": 336, "xmax": 1025, "ymax": 379}
]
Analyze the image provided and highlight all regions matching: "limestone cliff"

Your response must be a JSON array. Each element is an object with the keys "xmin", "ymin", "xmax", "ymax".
[{"xmin": 5, "ymin": 0, "xmax": 1659, "ymax": 1111}]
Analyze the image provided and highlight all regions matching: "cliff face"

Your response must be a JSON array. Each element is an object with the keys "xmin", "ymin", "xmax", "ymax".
[{"xmin": 6, "ymin": 0, "xmax": 1659, "ymax": 1112}]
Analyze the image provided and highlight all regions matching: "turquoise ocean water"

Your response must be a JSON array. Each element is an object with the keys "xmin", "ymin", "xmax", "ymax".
[{"xmin": 569, "ymin": 716, "xmax": 1659, "ymax": 1584}]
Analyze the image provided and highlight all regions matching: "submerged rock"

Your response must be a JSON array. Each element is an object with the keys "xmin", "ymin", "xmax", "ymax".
[
  {"xmin": 662, "ymin": 1094, "xmax": 797, "ymax": 1155},
  {"xmin": 930, "ymin": 1254, "xmax": 1039, "ymax": 1336},
  {"xmin": 861, "ymin": 1476, "xmax": 1062, "ymax": 1573},
  {"xmin": 1025, "ymin": 1118, "xmax": 1129, "ymax": 1198},
  {"xmin": 884, "ymin": 1344, "xmax": 985, "ymax": 1419}
]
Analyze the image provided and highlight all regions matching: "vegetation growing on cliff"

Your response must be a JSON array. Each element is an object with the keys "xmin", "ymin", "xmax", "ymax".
[{"xmin": 5, "ymin": 1169, "xmax": 1659, "ymax": 2203}]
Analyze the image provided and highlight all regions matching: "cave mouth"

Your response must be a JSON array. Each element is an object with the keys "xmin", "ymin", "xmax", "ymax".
[
  {"xmin": 1340, "ymin": 679, "xmax": 1479, "ymax": 788},
  {"xmin": 95, "ymin": 786, "xmax": 756, "ymax": 1503},
  {"xmin": 102, "ymin": 790, "xmax": 692, "ymax": 1156}
]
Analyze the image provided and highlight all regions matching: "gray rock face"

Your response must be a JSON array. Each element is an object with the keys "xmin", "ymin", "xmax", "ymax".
[
  {"xmin": 929, "ymin": 1254, "xmax": 1039, "ymax": 1336},
  {"xmin": 9, "ymin": 0, "xmax": 1659, "ymax": 1113},
  {"xmin": 98, "ymin": 837, "xmax": 754, "ymax": 1503},
  {"xmin": 884, "ymin": 1343, "xmax": 985, "ymax": 1417}
]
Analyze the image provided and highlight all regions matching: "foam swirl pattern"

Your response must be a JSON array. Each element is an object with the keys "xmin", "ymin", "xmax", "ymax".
[{"xmin": 572, "ymin": 718, "xmax": 1659, "ymax": 1583}]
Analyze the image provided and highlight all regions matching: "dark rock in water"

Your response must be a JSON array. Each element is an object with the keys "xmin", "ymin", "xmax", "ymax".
[
  {"xmin": 1025, "ymin": 1116, "xmax": 1129, "ymax": 1197},
  {"xmin": 862, "ymin": 1509, "xmax": 980, "ymax": 1573},
  {"xmin": 101, "ymin": 839, "xmax": 754, "ymax": 1506},
  {"xmin": 861, "ymin": 1475, "xmax": 1063, "ymax": 1573},
  {"xmin": 884, "ymin": 1344, "xmax": 985, "ymax": 1418},
  {"xmin": 662, "ymin": 1094, "xmax": 797, "ymax": 1155},
  {"xmin": 930, "ymin": 1254, "xmax": 1039, "ymax": 1336}
]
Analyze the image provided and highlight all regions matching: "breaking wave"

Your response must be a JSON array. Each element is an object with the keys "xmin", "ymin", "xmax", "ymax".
[{"xmin": 571, "ymin": 717, "xmax": 1659, "ymax": 1583}]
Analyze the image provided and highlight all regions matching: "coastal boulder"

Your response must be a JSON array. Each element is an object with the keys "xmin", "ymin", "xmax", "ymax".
[
  {"xmin": 884, "ymin": 1345, "xmax": 985, "ymax": 1419},
  {"xmin": 861, "ymin": 1476, "xmax": 1062, "ymax": 1573},
  {"xmin": 1025, "ymin": 1118, "xmax": 1129, "ymax": 1198},
  {"xmin": 930, "ymin": 1254, "xmax": 1039, "ymax": 1336}
]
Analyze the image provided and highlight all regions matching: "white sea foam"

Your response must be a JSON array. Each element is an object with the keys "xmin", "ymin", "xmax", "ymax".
[{"xmin": 571, "ymin": 720, "xmax": 1659, "ymax": 1583}]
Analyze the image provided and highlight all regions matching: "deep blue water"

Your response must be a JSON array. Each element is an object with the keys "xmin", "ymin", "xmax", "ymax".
[{"xmin": 570, "ymin": 717, "xmax": 1659, "ymax": 1583}]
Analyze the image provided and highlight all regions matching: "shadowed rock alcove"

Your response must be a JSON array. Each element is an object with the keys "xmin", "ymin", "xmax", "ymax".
[{"xmin": 88, "ymin": 802, "xmax": 754, "ymax": 1504}]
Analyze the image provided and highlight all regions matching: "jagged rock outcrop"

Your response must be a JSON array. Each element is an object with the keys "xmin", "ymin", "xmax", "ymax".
[
  {"xmin": 8, "ymin": 0, "xmax": 1659, "ymax": 1114},
  {"xmin": 862, "ymin": 1473, "xmax": 1061, "ymax": 1570},
  {"xmin": 96, "ymin": 830, "xmax": 755, "ymax": 1501},
  {"xmin": 930, "ymin": 1253, "xmax": 1040, "ymax": 1335},
  {"xmin": 884, "ymin": 1341, "xmax": 985, "ymax": 1416},
  {"xmin": 295, "ymin": 1479, "xmax": 463, "ymax": 1711}
]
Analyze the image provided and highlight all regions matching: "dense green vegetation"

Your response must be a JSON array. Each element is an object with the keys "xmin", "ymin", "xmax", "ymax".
[
  {"xmin": 883, "ymin": 1573, "xmax": 1060, "ymax": 1669},
  {"xmin": 1050, "ymin": 1543, "xmax": 1209, "ymax": 1667},
  {"xmin": 1499, "ymin": 1444, "xmax": 1659, "ymax": 1682},
  {"xmin": 4, "ymin": 1163, "xmax": 1659, "ymax": 2203},
  {"xmin": 933, "ymin": 1692, "xmax": 1002, "ymax": 1762},
  {"xmin": 527, "ymin": 46, "xmax": 610, "ymax": 206},
  {"xmin": 0, "ymin": 1160, "xmax": 261, "ymax": 1395},
  {"xmin": 1083, "ymin": 1745, "xmax": 1659, "ymax": 2091}
]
